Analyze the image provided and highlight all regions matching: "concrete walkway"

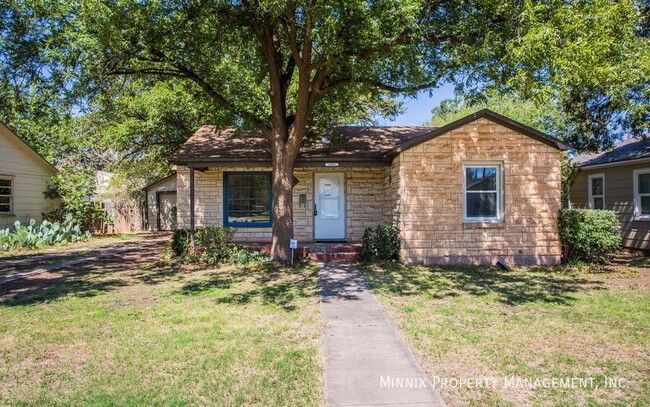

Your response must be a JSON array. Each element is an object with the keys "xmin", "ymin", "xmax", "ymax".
[{"xmin": 319, "ymin": 263, "xmax": 445, "ymax": 407}]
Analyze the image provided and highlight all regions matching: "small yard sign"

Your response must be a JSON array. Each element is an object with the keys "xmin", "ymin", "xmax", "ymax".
[{"xmin": 289, "ymin": 239, "xmax": 298, "ymax": 249}]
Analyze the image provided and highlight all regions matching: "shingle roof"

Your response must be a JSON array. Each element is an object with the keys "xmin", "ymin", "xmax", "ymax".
[
  {"xmin": 170, "ymin": 126, "xmax": 435, "ymax": 164},
  {"xmin": 170, "ymin": 109, "xmax": 571, "ymax": 165},
  {"xmin": 573, "ymin": 137, "xmax": 650, "ymax": 167}
]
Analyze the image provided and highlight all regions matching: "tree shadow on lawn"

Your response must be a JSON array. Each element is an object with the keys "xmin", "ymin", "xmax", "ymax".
[
  {"xmin": 361, "ymin": 263, "xmax": 605, "ymax": 306},
  {"xmin": 176, "ymin": 260, "xmax": 319, "ymax": 311},
  {"xmin": 0, "ymin": 249, "xmax": 191, "ymax": 307},
  {"xmin": 0, "ymin": 264, "xmax": 132, "ymax": 306}
]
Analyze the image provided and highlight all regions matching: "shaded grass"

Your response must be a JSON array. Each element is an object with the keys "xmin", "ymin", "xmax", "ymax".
[
  {"xmin": 361, "ymin": 263, "xmax": 650, "ymax": 406},
  {"xmin": 0, "ymin": 232, "xmax": 148, "ymax": 260},
  {"xmin": 0, "ymin": 258, "xmax": 323, "ymax": 406}
]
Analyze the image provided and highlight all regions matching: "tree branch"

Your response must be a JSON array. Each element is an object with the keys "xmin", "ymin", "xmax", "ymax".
[
  {"xmin": 171, "ymin": 62, "xmax": 271, "ymax": 134},
  {"xmin": 310, "ymin": 28, "xmax": 455, "ymax": 75},
  {"xmin": 106, "ymin": 69, "xmax": 187, "ymax": 79},
  {"xmin": 319, "ymin": 77, "xmax": 439, "ymax": 96}
]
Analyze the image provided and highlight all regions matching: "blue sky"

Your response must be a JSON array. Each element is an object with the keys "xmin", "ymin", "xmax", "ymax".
[{"xmin": 376, "ymin": 82, "xmax": 456, "ymax": 126}]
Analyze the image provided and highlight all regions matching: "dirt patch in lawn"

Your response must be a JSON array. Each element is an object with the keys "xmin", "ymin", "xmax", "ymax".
[
  {"xmin": 0, "ymin": 241, "xmax": 169, "ymax": 305},
  {"xmin": 603, "ymin": 268, "xmax": 650, "ymax": 288},
  {"xmin": 111, "ymin": 284, "xmax": 158, "ymax": 307},
  {"xmin": 0, "ymin": 233, "xmax": 156, "ymax": 260},
  {"xmin": 559, "ymin": 251, "xmax": 650, "ymax": 289}
]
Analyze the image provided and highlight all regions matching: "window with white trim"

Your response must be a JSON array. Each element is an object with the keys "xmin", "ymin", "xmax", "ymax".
[
  {"xmin": 588, "ymin": 174, "xmax": 605, "ymax": 210},
  {"xmin": 463, "ymin": 164, "xmax": 503, "ymax": 222},
  {"xmin": 0, "ymin": 176, "xmax": 13, "ymax": 213},
  {"xmin": 633, "ymin": 169, "xmax": 650, "ymax": 221}
]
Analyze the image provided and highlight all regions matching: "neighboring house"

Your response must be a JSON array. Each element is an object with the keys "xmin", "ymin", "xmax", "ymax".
[
  {"xmin": 144, "ymin": 174, "xmax": 177, "ymax": 231},
  {"xmin": 570, "ymin": 137, "xmax": 650, "ymax": 251},
  {"xmin": 169, "ymin": 109, "xmax": 570, "ymax": 265},
  {"xmin": 0, "ymin": 120, "xmax": 58, "ymax": 228}
]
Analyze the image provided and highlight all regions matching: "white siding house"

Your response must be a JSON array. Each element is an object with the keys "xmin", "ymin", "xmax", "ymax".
[{"xmin": 0, "ymin": 121, "xmax": 59, "ymax": 228}]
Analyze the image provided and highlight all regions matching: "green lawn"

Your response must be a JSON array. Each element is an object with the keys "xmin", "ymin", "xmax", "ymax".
[
  {"xmin": 361, "ymin": 262, "xmax": 650, "ymax": 407},
  {"xmin": 0, "ymin": 258, "xmax": 324, "ymax": 406}
]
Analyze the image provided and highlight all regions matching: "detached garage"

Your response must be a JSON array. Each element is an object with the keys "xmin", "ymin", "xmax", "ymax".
[{"xmin": 144, "ymin": 174, "xmax": 177, "ymax": 231}]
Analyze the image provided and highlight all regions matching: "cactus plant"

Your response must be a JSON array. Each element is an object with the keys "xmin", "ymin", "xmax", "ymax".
[{"xmin": 0, "ymin": 217, "xmax": 91, "ymax": 251}]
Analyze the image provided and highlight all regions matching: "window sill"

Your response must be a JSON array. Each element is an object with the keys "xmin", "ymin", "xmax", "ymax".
[
  {"xmin": 0, "ymin": 213, "xmax": 15, "ymax": 217},
  {"xmin": 463, "ymin": 221, "xmax": 506, "ymax": 229},
  {"xmin": 225, "ymin": 223, "xmax": 272, "ymax": 228},
  {"xmin": 633, "ymin": 216, "xmax": 650, "ymax": 222}
]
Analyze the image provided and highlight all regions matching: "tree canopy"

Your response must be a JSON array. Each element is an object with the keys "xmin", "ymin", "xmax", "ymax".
[{"xmin": 0, "ymin": 0, "xmax": 648, "ymax": 260}]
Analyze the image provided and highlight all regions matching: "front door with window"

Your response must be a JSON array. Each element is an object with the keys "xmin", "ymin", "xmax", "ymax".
[{"xmin": 314, "ymin": 173, "xmax": 345, "ymax": 240}]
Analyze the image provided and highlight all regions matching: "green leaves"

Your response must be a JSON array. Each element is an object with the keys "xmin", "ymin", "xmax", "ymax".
[
  {"xmin": 0, "ymin": 216, "xmax": 89, "ymax": 251},
  {"xmin": 558, "ymin": 209, "xmax": 622, "ymax": 263},
  {"xmin": 503, "ymin": 0, "xmax": 649, "ymax": 150},
  {"xmin": 44, "ymin": 165, "xmax": 107, "ymax": 231}
]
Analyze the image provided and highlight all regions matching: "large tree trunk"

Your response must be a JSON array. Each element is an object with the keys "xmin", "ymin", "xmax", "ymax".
[{"xmin": 270, "ymin": 138, "xmax": 297, "ymax": 263}]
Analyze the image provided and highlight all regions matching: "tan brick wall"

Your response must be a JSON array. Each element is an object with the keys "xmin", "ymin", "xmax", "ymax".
[
  {"xmin": 393, "ymin": 118, "xmax": 562, "ymax": 265},
  {"xmin": 384, "ymin": 155, "xmax": 401, "ymax": 225},
  {"xmin": 176, "ymin": 166, "xmax": 386, "ymax": 242}
]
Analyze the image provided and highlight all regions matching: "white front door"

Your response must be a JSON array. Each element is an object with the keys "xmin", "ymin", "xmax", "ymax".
[{"xmin": 314, "ymin": 173, "xmax": 346, "ymax": 240}]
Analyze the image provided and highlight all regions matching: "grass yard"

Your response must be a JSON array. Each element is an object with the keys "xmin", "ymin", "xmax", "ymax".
[
  {"xmin": 0, "ymin": 254, "xmax": 324, "ymax": 406},
  {"xmin": 0, "ymin": 232, "xmax": 149, "ymax": 259},
  {"xmin": 361, "ymin": 260, "xmax": 650, "ymax": 407}
]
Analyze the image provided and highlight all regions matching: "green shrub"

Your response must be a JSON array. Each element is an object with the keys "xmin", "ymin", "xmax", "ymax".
[
  {"xmin": 195, "ymin": 226, "xmax": 236, "ymax": 250},
  {"xmin": 558, "ymin": 209, "xmax": 621, "ymax": 263},
  {"xmin": 0, "ymin": 215, "xmax": 91, "ymax": 251},
  {"xmin": 44, "ymin": 165, "xmax": 108, "ymax": 230},
  {"xmin": 171, "ymin": 226, "xmax": 268, "ymax": 265},
  {"xmin": 358, "ymin": 224, "xmax": 401, "ymax": 263},
  {"xmin": 171, "ymin": 229, "xmax": 191, "ymax": 256}
]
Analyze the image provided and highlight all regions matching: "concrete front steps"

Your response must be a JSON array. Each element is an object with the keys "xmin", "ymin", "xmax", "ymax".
[
  {"xmin": 242, "ymin": 242, "xmax": 362, "ymax": 263},
  {"xmin": 308, "ymin": 243, "xmax": 362, "ymax": 262}
]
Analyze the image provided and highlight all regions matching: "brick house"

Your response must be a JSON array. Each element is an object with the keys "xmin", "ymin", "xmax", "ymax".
[{"xmin": 169, "ymin": 109, "xmax": 570, "ymax": 265}]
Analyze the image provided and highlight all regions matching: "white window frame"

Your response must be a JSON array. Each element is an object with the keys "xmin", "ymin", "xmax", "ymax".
[
  {"xmin": 633, "ymin": 169, "xmax": 650, "ymax": 221},
  {"xmin": 463, "ymin": 163, "xmax": 504, "ymax": 223},
  {"xmin": 588, "ymin": 173, "xmax": 605, "ymax": 210},
  {"xmin": 0, "ymin": 175, "xmax": 14, "ymax": 215}
]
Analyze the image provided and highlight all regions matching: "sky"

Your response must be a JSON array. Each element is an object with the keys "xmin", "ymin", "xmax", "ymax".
[{"xmin": 376, "ymin": 82, "xmax": 456, "ymax": 126}]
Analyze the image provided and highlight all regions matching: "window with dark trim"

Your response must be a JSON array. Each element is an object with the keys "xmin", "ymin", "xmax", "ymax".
[
  {"xmin": 0, "ymin": 176, "xmax": 13, "ymax": 214},
  {"xmin": 224, "ymin": 172, "xmax": 272, "ymax": 227}
]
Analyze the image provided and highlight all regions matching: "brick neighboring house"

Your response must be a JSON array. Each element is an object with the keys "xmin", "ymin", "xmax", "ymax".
[
  {"xmin": 169, "ymin": 109, "xmax": 570, "ymax": 265},
  {"xmin": 570, "ymin": 137, "xmax": 650, "ymax": 251}
]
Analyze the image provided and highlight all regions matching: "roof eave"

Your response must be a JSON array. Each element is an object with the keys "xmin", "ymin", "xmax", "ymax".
[
  {"xmin": 170, "ymin": 156, "xmax": 391, "ymax": 168},
  {"xmin": 383, "ymin": 109, "xmax": 572, "ymax": 159},
  {"xmin": 0, "ymin": 119, "xmax": 59, "ymax": 173},
  {"xmin": 573, "ymin": 156, "xmax": 650, "ymax": 170},
  {"xmin": 142, "ymin": 172, "xmax": 177, "ymax": 192}
]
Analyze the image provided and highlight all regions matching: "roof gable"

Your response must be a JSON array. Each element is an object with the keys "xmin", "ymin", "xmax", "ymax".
[
  {"xmin": 143, "ymin": 173, "xmax": 177, "ymax": 191},
  {"xmin": 0, "ymin": 120, "xmax": 58, "ymax": 173},
  {"xmin": 386, "ymin": 109, "xmax": 571, "ymax": 158}
]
